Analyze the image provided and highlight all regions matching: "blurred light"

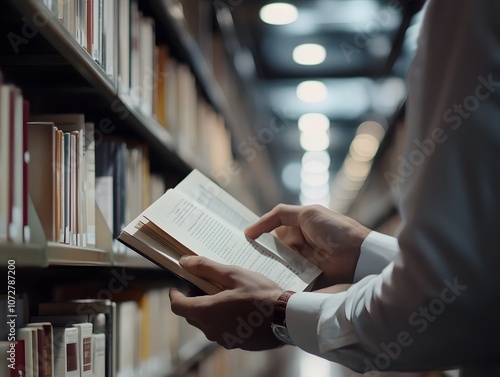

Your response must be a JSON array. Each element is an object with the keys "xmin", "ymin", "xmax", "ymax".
[
  {"xmin": 300, "ymin": 131, "xmax": 330, "ymax": 151},
  {"xmin": 281, "ymin": 162, "xmax": 302, "ymax": 191},
  {"xmin": 373, "ymin": 78, "xmax": 407, "ymax": 113},
  {"xmin": 343, "ymin": 156, "xmax": 371, "ymax": 181},
  {"xmin": 300, "ymin": 194, "xmax": 330, "ymax": 207},
  {"xmin": 327, "ymin": 1, "xmax": 379, "ymax": 24},
  {"xmin": 357, "ymin": 121, "xmax": 385, "ymax": 140},
  {"xmin": 300, "ymin": 182, "xmax": 330, "ymax": 199},
  {"xmin": 296, "ymin": 81, "xmax": 328, "ymax": 103},
  {"xmin": 368, "ymin": 36, "xmax": 392, "ymax": 58},
  {"xmin": 350, "ymin": 134, "xmax": 379, "ymax": 162},
  {"xmin": 301, "ymin": 170, "xmax": 329, "ymax": 186},
  {"xmin": 302, "ymin": 151, "xmax": 331, "ymax": 173},
  {"xmin": 298, "ymin": 113, "xmax": 330, "ymax": 133},
  {"xmin": 293, "ymin": 44, "xmax": 327, "ymax": 65},
  {"xmin": 259, "ymin": 3, "xmax": 298, "ymax": 25}
]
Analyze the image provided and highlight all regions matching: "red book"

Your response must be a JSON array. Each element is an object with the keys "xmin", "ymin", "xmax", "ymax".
[{"xmin": 11, "ymin": 339, "xmax": 26, "ymax": 377}]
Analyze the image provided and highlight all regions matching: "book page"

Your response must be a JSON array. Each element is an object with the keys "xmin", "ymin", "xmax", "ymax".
[
  {"xmin": 143, "ymin": 189, "xmax": 319, "ymax": 292},
  {"xmin": 175, "ymin": 170, "xmax": 321, "ymax": 278}
]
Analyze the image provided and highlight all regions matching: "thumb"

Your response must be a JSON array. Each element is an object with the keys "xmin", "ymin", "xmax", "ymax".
[{"xmin": 179, "ymin": 256, "xmax": 237, "ymax": 289}]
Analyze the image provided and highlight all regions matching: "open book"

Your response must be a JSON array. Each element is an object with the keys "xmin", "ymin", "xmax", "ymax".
[{"xmin": 118, "ymin": 170, "xmax": 321, "ymax": 294}]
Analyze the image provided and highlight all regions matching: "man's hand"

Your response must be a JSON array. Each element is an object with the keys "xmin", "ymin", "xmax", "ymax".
[
  {"xmin": 170, "ymin": 256, "xmax": 284, "ymax": 351},
  {"xmin": 245, "ymin": 204, "xmax": 371, "ymax": 289}
]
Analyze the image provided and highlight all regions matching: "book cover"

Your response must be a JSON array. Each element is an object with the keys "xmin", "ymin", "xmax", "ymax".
[
  {"xmin": 28, "ymin": 122, "xmax": 57, "ymax": 242},
  {"xmin": 27, "ymin": 323, "xmax": 54, "ymax": 377},
  {"xmin": 53, "ymin": 327, "xmax": 79, "ymax": 377},
  {"xmin": 72, "ymin": 323, "xmax": 93, "ymax": 377}
]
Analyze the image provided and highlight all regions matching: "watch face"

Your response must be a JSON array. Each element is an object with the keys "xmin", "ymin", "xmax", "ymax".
[{"xmin": 272, "ymin": 324, "xmax": 295, "ymax": 345}]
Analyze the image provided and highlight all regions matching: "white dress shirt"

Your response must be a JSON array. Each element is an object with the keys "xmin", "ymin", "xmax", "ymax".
[{"xmin": 286, "ymin": 1, "xmax": 500, "ymax": 375}]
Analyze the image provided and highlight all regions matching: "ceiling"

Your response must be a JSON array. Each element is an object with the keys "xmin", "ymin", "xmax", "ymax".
[{"xmin": 218, "ymin": 0, "xmax": 426, "ymax": 207}]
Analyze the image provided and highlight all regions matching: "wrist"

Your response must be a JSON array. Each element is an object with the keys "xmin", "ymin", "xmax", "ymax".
[{"xmin": 271, "ymin": 290, "xmax": 296, "ymax": 345}]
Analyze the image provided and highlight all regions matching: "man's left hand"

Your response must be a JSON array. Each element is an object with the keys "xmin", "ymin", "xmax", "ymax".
[{"xmin": 169, "ymin": 256, "xmax": 285, "ymax": 350}]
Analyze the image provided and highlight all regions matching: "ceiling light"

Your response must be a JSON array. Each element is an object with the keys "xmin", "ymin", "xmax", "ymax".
[
  {"xmin": 300, "ymin": 131, "xmax": 330, "ymax": 151},
  {"xmin": 298, "ymin": 113, "xmax": 330, "ymax": 133},
  {"xmin": 350, "ymin": 134, "xmax": 379, "ymax": 162},
  {"xmin": 300, "ymin": 182, "xmax": 330, "ymax": 199},
  {"xmin": 301, "ymin": 170, "xmax": 329, "ymax": 186},
  {"xmin": 357, "ymin": 121, "xmax": 385, "ymax": 141},
  {"xmin": 343, "ymin": 156, "xmax": 371, "ymax": 181},
  {"xmin": 293, "ymin": 44, "xmax": 327, "ymax": 65},
  {"xmin": 296, "ymin": 81, "xmax": 328, "ymax": 103},
  {"xmin": 302, "ymin": 151, "xmax": 331, "ymax": 173},
  {"xmin": 259, "ymin": 3, "xmax": 298, "ymax": 25}
]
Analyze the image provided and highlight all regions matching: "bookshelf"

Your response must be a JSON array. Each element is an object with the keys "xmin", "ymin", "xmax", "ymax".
[{"xmin": 0, "ymin": 1, "xmax": 278, "ymax": 376}]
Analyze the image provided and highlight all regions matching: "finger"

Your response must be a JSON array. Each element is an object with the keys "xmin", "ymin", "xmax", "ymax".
[
  {"xmin": 179, "ymin": 256, "xmax": 238, "ymax": 289},
  {"xmin": 275, "ymin": 226, "xmax": 305, "ymax": 251},
  {"xmin": 245, "ymin": 204, "xmax": 302, "ymax": 239},
  {"xmin": 169, "ymin": 287, "xmax": 207, "ymax": 319}
]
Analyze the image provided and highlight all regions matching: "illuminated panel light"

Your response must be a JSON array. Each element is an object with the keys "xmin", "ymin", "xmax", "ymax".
[
  {"xmin": 298, "ymin": 113, "xmax": 330, "ymax": 133},
  {"xmin": 259, "ymin": 3, "xmax": 298, "ymax": 25},
  {"xmin": 302, "ymin": 151, "xmax": 331, "ymax": 173},
  {"xmin": 301, "ymin": 170, "xmax": 329, "ymax": 186},
  {"xmin": 293, "ymin": 44, "xmax": 327, "ymax": 65},
  {"xmin": 296, "ymin": 81, "xmax": 328, "ymax": 103},
  {"xmin": 300, "ymin": 131, "xmax": 330, "ymax": 152},
  {"xmin": 350, "ymin": 134, "xmax": 379, "ymax": 162}
]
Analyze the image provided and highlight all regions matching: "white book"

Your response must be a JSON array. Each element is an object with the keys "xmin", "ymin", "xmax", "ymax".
[
  {"xmin": 72, "ymin": 323, "xmax": 93, "ymax": 377},
  {"xmin": 53, "ymin": 327, "xmax": 80, "ymax": 377},
  {"xmin": 0, "ymin": 85, "xmax": 11, "ymax": 242},
  {"xmin": 92, "ymin": 0, "xmax": 102, "ymax": 63},
  {"xmin": 118, "ymin": 169, "xmax": 321, "ymax": 294},
  {"xmin": 118, "ymin": 0, "xmax": 131, "ymax": 94},
  {"xmin": 92, "ymin": 334, "xmax": 105, "ymax": 377},
  {"xmin": 103, "ymin": 0, "xmax": 117, "ymax": 79},
  {"xmin": 9, "ymin": 88, "xmax": 23, "ymax": 243},
  {"xmin": 138, "ymin": 17, "xmax": 155, "ymax": 116},
  {"xmin": 129, "ymin": 0, "xmax": 140, "ymax": 104},
  {"xmin": 117, "ymin": 302, "xmax": 138, "ymax": 377},
  {"xmin": 84, "ymin": 123, "xmax": 96, "ymax": 246}
]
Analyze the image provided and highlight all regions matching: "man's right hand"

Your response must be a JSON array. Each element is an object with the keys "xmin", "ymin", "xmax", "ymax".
[{"xmin": 245, "ymin": 204, "xmax": 371, "ymax": 289}]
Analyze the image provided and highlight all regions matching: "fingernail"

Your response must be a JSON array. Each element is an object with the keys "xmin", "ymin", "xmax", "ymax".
[{"xmin": 179, "ymin": 256, "xmax": 192, "ymax": 265}]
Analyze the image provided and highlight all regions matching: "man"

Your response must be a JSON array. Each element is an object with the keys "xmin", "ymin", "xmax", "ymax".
[{"xmin": 169, "ymin": 1, "xmax": 500, "ymax": 375}]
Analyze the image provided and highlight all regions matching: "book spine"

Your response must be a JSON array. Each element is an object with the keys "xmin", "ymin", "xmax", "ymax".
[
  {"xmin": 0, "ymin": 86, "xmax": 11, "ymax": 241},
  {"xmin": 22, "ymin": 101, "xmax": 30, "ymax": 243}
]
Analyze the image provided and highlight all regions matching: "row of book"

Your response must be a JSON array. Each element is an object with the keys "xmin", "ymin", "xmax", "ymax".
[
  {"xmin": 0, "ymin": 287, "xmax": 204, "ymax": 377},
  {"xmin": 38, "ymin": 0, "xmax": 234, "ymax": 175},
  {"xmin": 0, "ymin": 74, "xmax": 167, "ymax": 249}
]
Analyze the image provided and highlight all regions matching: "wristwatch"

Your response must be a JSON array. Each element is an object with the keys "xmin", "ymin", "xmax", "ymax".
[{"xmin": 271, "ymin": 290, "xmax": 296, "ymax": 345}]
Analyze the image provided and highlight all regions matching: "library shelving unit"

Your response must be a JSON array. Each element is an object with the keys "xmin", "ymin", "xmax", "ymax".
[{"xmin": 0, "ymin": 1, "xmax": 276, "ymax": 376}]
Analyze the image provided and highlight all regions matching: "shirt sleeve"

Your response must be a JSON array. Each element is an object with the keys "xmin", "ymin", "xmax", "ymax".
[
  {"xmin": 353, "ymin": 231, "xmax": 399, "ymax": 283},
  {"xmin": 286, "ymin": 0, "xmax": 500, "ymax": 372}
]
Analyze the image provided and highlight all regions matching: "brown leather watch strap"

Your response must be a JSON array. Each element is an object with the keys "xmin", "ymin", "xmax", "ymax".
[{"xmin": 273, "ymin": 290, "xmax": 296, "ymax": 327}]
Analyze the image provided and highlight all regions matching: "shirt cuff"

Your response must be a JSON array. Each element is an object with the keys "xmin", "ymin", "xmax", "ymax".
[
  {"xmin": 287, "ymin": 292, "xmax": 354, "ymax": 354},
  {"xmin": 353, "ymin": 231, "xmax": 399, "ymax": 283}
]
